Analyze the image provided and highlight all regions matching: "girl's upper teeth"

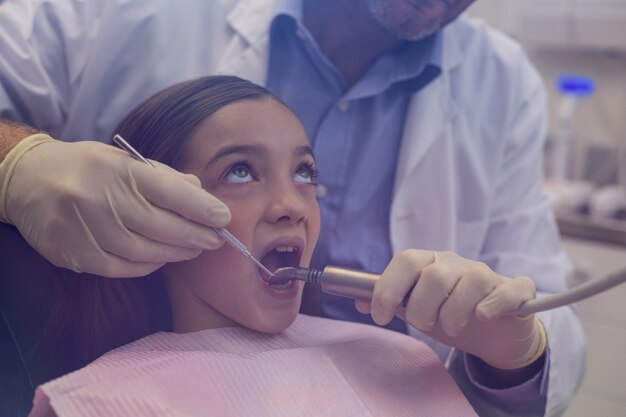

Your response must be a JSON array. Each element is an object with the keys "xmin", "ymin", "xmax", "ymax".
[{"xmin": 275, "ymin": 246, "xmax": 295, "ymax": 252}]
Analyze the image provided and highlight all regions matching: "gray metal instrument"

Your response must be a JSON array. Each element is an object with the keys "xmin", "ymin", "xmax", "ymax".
[
  {"xmin": 112, "ymin": 134, "xmax": 274, "ymax": 278},
  {"xmin": 272, "ymin": 266, "xmax": 414, "ymax": 306},
  {"xmin": 272, "ymin": 265, "xmax": 626, "ymax": 315}
]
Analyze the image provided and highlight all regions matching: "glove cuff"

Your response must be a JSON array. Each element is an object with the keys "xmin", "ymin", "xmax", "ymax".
[
  {"xmin": 486, "ymin": 317, "xmax": 547, "ymax": 370},
  {"xmin": 0, "ymin": 133, "xmax": 56, "ymax": 223},
  {"xmin": 521, "ymin": 317, "xmax": 547, "ymax": 367}
]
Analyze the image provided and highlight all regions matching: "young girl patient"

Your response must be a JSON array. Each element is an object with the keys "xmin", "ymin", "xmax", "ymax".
[{"xmin": 29, "ymin": 76, "xmax": 477, "ymax": 417}]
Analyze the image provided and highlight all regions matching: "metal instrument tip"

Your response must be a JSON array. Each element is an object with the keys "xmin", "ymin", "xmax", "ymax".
[{"xmin": 267, "ymin": 267, "xmax": 299, "ymax": 285}]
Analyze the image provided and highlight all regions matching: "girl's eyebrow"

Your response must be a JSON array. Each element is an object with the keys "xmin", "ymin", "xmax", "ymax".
[
  {"xmin": 296, "ymin": 145, "xmax": 315, "ymax": 161},
  {"xmin": 207, "ymin": 145, "xmax": 266, "ymax": 165},
  {"xmin": 208, "ymin": 145, "xmax": 316, "ymax": 166}
]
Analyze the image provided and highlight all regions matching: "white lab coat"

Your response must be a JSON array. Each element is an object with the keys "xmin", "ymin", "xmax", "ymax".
[{"xmin": 0, "ymin": 0, "xmax": 585, "ymax": 415}]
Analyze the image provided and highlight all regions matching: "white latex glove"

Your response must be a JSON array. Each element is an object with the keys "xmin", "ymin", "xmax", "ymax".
[
  {"xmin": 0, "ymin": 134, "xmax": 231, "ymax": 277},
  {"xmin": 355, "ymin": 249, "xmax": 547, "ymax": 370}
]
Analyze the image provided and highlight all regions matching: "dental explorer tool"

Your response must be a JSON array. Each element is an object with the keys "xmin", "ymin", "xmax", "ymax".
[
  {"xmin": 271, "ymin": 265, "xmax": 626, "ymax": 315},
  {"xmin": 112, "ymin": 134, "xmax": 275, "ymax": 278}
]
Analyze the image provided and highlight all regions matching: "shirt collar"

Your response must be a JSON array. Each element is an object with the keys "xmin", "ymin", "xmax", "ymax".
[{"xmin": 272, "ymin": 0, "xmax": 443, "ymax": 69}]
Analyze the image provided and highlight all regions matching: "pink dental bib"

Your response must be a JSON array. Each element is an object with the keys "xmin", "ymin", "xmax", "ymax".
[{"xmin": 30, "ymin": 315, "xmax": 477, "ymax": 417}]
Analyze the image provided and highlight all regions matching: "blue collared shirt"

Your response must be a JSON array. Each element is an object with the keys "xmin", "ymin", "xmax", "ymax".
[{"xmin": 266, "ymin": 0, "xmax": 440, "ymax": 332}]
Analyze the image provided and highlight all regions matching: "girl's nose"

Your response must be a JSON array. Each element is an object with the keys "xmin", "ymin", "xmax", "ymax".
[{"xmin": 265, "ymin": 182, "xmax": 307, "ymax": 225}]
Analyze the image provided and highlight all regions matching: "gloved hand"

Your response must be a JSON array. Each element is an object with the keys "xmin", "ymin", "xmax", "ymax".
[
  {"xmin": 355, "ymin": 249, "xmax": 546, "ymax": 370},
  {"xmin": 0, "ymin": 134, "xmax": 231, "ymax": 277}
]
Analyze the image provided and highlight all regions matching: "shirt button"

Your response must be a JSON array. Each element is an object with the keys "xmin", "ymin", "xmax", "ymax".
[
  {"xmin": 316, "ymin": 184, "xmax": 327, "ymax": 199},
  {"xmin": 337, "ymin": 101, "xmax": 349, "ymax": 112},
  {"xmin": 295, "ymin": 28, "xmax": 306, "ymax": 39}
]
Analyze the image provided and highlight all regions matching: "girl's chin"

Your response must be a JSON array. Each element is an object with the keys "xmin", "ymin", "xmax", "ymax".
[{"xmin": 248, "ymin": 308, "xmax": 300, "ymax": 334}]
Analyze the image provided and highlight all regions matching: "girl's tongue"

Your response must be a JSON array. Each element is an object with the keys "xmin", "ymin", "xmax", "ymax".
[{"xmin": 260, "ymin": 247, "xmax": 301, "ymax": 274}]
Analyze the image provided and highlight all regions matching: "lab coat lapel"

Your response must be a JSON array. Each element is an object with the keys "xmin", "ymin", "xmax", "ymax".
[
  {"xmin": 393, "ymin": 25, "xmax": 463, "ymax": 196},
  {"xmin": 389, "ymin": 24, "xmax": 463, "ymax": 252},
  {"xmin": 390, "ymin": 76, "xmax": 458, "ymax": 252},
  {"xmin": 393, "ymin": 76, "xmax": 457, "ymax": 196},
  {"xmin": 215, "ymin": 0, "xmax": 280, "ymax": 85}
]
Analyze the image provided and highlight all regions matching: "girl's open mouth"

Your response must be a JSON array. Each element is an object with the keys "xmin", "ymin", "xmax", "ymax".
[{"xmin": 256, "ymin": 241, "xmax": 303, "ymax": 295}]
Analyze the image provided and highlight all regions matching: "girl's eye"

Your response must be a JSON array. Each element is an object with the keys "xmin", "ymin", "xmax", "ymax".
[
  {"xmin": 224, "ymin": 164, "xmax": 254, "ymax": 183},
  {"xmin": 294, "ymin": 163, "xmax": 319, "ymax": 184}
]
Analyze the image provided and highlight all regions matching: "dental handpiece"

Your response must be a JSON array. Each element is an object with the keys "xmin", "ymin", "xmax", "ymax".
[
  {"xmin": 272, "ymin": 265, "xmax": 626, "ymax": 316},
  {"xmin": 273, "ymin": 266, "xmax": 413, "ymax": 306},
  {"xmin": 112, "ymin": 134, "xmax": 274, "ymax": 277}
]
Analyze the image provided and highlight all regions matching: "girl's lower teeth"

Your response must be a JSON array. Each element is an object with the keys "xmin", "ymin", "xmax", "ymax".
[{"xmin": 269, "ymin": 280, "xmax": 292, "ymax": 289}]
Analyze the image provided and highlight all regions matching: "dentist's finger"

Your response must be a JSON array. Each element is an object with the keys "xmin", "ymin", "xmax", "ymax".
[
  {"xmin": 354, "ymin": 299, "xmax": 372, "ymax": 314},
  {"xmin": 476, "ymin": 275, "xmax": 536, "ymax": 320},
  {"xmin": 177, "ymin": 172, "xmax": 202, "ymax": 187},
  {"xmin": 371, "ymin": 249, "xmax": 435, "ymax": 326},
  {"xmin": 94, "ymin": 224, "xmax": 204, "ymax": 264},
  {"xmin": 134, "ymin": 161, "xmax": 232, "ymax": 228},
  {"xmin": 403, "ymin": 257, "xmax": 464, "ymax": 332},
  {"xmin": 120, "ymin": 202, "xmax": 226, "ymax": 251},
  {"xmin": 438, "ymin": 263, "xmax": 501, "ymax": 337}
]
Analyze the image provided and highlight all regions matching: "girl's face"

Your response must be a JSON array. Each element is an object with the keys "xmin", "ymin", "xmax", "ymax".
[{"xmin": 163, "ymin": 98, "xmax": 320, "ymax": 334}]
